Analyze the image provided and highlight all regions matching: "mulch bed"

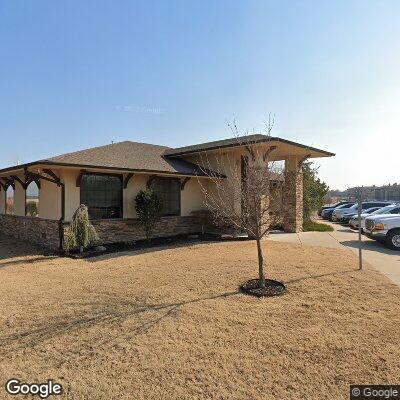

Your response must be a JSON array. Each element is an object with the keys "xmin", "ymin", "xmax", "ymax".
[
  {"xmin": 63, "ymin": 233, "xmax": 226, "ymax": 259},
  {"xmin": 240, "ymin": 278, "xmax": 286, "ymax": 297}
]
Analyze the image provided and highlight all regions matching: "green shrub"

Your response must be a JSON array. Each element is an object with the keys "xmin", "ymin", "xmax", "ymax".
[
  {"xmin": 26, "ymin": 201, "xmax": 38, "ymax": 217},
  {"xmin": 303, "ymin": 220, "xmax": 334, "ymax": 232},
  {"xmin": 64, "ymin": 204, "xmax": 98, "ymax": 253},
  {"xmin": 135, "ymin": 189, "xmax": 162, "ymax": 241},
  {"xmin": 303, "ymin": 162, "xmax": 329, "ymax": 222}
]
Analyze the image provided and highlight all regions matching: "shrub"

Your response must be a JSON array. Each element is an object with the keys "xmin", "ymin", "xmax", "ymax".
[
  {"xmin": 303, "ymin": 220, "xmax": 334, "ymax": 232},
  {"xmin": 26, "ymin": 201, "xmax": 38, "ymax": 217},
  {"xmin": 64, "ymin": 204, "xmax": 98, "ymax": 253},
  {"xmin": 135, "ymin": 189, "xmax": 162, "ymax": 241},
  {"xmin": 303, "ymin": 162, "xmax": 329, "ymax": 222}
]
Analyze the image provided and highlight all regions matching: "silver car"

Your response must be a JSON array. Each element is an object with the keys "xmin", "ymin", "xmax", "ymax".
[{"xmin": 349, "ymin": 204, "xmax": 400, "ymax": 230}]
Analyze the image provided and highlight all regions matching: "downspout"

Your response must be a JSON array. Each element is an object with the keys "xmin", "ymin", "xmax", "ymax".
[{"xmin": 59, "ymin": 182, "xmax": 65, "ymax": 251}]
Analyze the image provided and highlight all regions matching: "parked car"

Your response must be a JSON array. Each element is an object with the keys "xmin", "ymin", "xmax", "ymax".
[
  {"xmin": 318, "ymin": 201, "xmax": 352, "ymax": 216},
  {"xmin": 332, "ymin": 201, "xmax": 393, "ymax": 222},
  {"xmin": 322, "ymin": 203, "xmax": 355, "ymax": 220},
  {"xmin": 341, "ymin": 207, "xmax": 382, "ymax": 225},
  {"xmin": 349, "ymin": 204, "xmax": 400, "ymax": 230},
  {"xmin": 364, "ymin": 215, "xmax": 400, "ymax": 250}
]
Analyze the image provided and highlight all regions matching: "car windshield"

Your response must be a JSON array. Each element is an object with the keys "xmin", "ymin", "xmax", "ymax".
[
  {"xmin": 371, "ymin": 205, "xmax": 396, "ymax": 215},
  {"xmin": 364, "ymin": 207, "xmax": 380, "ymax": 214},
  {"xmin": 336, "ymin": 203, "xmax": 354, "ymax": 210}
]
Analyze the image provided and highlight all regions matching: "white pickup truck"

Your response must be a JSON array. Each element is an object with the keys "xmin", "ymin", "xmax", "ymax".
[{"xmin": 364, "ymin": 215, "xmax": 400, "ymax": 250}]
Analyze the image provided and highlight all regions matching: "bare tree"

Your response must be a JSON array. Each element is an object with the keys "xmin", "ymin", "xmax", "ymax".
[{"xmin": 197, "ymin": 120, "xmax": 285, "ymax": 290}]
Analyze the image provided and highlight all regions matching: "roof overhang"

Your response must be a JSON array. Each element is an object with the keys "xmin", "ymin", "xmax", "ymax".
[
  {"xmin": 0, "ymin": 161, "xmax": 226, "ymax": 179},
  {"xmin": 164, "ymin": 136, "xmax": 335, "ymax": 159}
]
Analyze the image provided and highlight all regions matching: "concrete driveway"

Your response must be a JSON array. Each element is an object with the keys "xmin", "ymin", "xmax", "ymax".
[{"xmin": 268, "ymin": 222, "xmax": 400, "ymax": 286}]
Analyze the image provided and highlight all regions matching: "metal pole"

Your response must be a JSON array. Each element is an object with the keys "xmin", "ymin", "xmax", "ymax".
[{"xmin": 357, "ymin": 187, "xmax": 363, "ymax": 270}]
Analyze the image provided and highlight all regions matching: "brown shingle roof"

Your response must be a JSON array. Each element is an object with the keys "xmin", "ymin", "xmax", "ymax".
[
  {"xmin": 0, "ymin": 141, "xmax": 223, "ymax": 177},
  {"xmin": 45, "ymin": 141, "xmax": 214, "ymax": 176}
]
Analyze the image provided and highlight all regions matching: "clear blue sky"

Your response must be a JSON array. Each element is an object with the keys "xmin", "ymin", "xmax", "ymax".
[{"xmin": 1, "ymin": 0, "xmax": 399, "ymax": 190}]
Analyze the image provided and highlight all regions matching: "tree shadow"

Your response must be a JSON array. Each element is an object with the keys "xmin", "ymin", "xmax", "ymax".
[
  {"xmin": 285, "ymin": 268, "xmax": 359, "ymax": 284},
  {"xmin": 86, "ymin": 238, "xmax": 249, "ymax": 263},
  {"xmin": 0, "ymin": 290, "xmax": 240, "ymax": 356}
]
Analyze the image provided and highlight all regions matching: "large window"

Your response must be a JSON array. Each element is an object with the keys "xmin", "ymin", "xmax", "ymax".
[
  {"xmin": 80, "ymin": 174, "xmax": 123, "ymax": 219},
  {"xmin": 151, "ymin": 177, "xmax": 181, "ymax": 216}
]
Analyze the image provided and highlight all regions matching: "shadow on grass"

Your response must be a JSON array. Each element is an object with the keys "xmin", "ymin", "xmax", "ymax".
[
  {"xmin": 0, "ymin": 290, "xmax": 240, "ymax": 354},
  {"xmin": 86, "ymin": 240, "xmax": 219, "ymax": 263},
  {"xmin": 86, "ymin": 237, "xmax": 251, "ymax": 262},
  {"xmin": 285, "ymin": 268, "xmax": 359, "ymax": 284}
]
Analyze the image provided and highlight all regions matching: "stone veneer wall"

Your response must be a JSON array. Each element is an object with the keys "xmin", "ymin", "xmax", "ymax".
[
  {"xmin": 63, "ymin": 215, "xmax": 204, "ymax": 246},
  {"xmin": 0, "ymin": 214, "xmax": 61, "ymax": 250},
  {"xmin": 283, "ymin": 171, "xmax": 303, "ymax": 233}
]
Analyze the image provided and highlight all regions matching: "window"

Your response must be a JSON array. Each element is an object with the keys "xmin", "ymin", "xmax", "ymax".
[
  {"xmin": 6, "ymin": 185, "xmax": 14, "ymax": 214},
  {"xmin": 80, "ymin": 174, "xmax": 123, "ymax": 219},
  {"xmin": 151, "ymin": 178, "xmax": 181, "ymax": 216},
  {"xmin": 25, "ymin": 181, "xmax": 39, "ymax": 217}
]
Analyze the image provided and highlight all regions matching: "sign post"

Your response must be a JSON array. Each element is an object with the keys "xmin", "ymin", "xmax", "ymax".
[{"xmin": 357, "ymin": 187, "xmax": 363, "ymax": 270}]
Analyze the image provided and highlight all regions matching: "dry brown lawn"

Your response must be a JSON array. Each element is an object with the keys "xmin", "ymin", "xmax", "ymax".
[{"xmin": 0, "ymin": 235, "xmax": 399, "ymax": 399}]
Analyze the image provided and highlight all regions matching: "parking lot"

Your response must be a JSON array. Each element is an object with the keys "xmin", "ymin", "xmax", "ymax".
[{"xmin": 269, "ymin": 221, "xmax": 400, "ymax": 287}]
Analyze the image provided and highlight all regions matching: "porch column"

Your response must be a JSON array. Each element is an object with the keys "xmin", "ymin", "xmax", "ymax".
[
  {"xmin": 14, "ymin": 178, "xmax": 26, "ymax": 216},
  {"xmin": 0, "ymin": 186, "xmax": 5, "ymax": 214},
  {"xmin": 283, "ymin": 156, "xmax": 303, "ymax": 233}
]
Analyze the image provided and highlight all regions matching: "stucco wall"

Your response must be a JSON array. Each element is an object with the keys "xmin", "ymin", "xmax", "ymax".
[
  {"xmin": 14, "ymin": 168, "xmax": 209, "ymax": 221},
  {"xmin": 61, "ymin": 169, "xmax": 80, "ymax": 221},
  {"xmin": 39, "ymin": 179, "xmax": 61, "ymax": 220},
  {"xmin": 14, "ymin": 180, "xmax": 26, "ymax": 216},
  {"xmin": 181, "ymin": 177, "xmax": 207, "ymax": 216},
  {"xmin": 123, "ymin": 174, "xmax": 147, "ymax": 218},
  {"xmin": 187, "ymin": 151, "xmax": 242, "ymax": 215}
]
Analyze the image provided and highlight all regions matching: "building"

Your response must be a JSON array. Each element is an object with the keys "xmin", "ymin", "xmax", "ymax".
[
  {"xmin": 330, "ymin": 184, "xmax": 400, "ymax": 202},
  {"xmin": 0, "ymin": 135, "xmax": 334, "ymax": 250}
]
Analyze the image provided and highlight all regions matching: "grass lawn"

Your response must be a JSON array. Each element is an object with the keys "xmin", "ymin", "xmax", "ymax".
[
  {"xmin": 0, "ymin": 235, "xmax": 399, "ymax": 399},
  {"xmin": 303, "ymin": 220, "xmax": 334, "ymax": 232}
]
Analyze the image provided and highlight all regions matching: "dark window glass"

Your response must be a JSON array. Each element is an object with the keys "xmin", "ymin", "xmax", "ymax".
[
  {"xmin": 390, "ymin": 208, "xmax": 400, "ymax": 214},
  {"xmin": 151, "ymin": 178, "xmax": 181, "ymax": 216},
  {"xmin": 80, "ymin": 174, "xmax": 123, "ymax": 219}
]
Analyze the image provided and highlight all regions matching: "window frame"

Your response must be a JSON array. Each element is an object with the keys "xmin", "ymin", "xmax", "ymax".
[
  {"xmin": 80, "ymin": 172, "xmax": 123, "ymax": 220},
  {"xmin": 150, "ymin": 176, "xmax": 181, "ymax": 217}
]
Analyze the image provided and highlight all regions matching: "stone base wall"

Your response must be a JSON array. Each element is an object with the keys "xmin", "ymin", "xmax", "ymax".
[
  {"xmin": 283, "ymin": 171, "xmax": 303, "ymax": 233},
  {"xmin": 0, "ymin": 214, "xmax": 61, "ymax": 250},
  {"xmin": 0, "ymin": 213, "xmax": 214, "ymax": 251},
  {"xmin": 63, "ymin": 215, "xmax": 204, "ymax": 246}
]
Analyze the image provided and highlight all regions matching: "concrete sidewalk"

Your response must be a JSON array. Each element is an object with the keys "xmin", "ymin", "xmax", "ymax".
[{"xmin": 267, "ymin": 222, "xmax": 400, "ymax": 286}]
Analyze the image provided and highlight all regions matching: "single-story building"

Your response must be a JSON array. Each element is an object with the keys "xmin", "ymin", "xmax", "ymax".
[{"xmin": 0, "ymin": 135, "xmax": 334, "ymax": 250}]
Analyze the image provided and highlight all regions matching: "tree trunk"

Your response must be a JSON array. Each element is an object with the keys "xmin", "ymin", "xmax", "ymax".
[{"xmin": 256, "ymin": 238, "xmax": 266, "ymax": 288}]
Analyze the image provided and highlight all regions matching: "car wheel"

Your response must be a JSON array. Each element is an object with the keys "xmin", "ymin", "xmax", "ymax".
[{"xmin": 386, "ymin": 229, "xmax": 400, "ymax": 250}]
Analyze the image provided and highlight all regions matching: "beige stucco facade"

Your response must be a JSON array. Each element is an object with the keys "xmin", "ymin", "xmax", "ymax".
[{"xmin": 4, "ymin": 167, "xmax": 209, "ymax": 222}]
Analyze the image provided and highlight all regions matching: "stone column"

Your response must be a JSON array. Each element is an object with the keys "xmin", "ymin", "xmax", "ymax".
[{"xmin": 283, "ymin": 156, "xmax": 303, "ymax": 233}]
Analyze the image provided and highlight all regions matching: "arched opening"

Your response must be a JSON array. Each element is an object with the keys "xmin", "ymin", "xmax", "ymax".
[
  {"xmin": 26, "ymin": 181, "xmax": 39, "ymax": 217},
  {"xmin": 6, "ymin": 185, "xmax": 14, "ymax": 214}
]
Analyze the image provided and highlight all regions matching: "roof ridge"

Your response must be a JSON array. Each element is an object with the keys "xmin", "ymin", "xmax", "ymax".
[{"xmin": 47, "ymin": 140, "xmax": 171, "ymax": 161}]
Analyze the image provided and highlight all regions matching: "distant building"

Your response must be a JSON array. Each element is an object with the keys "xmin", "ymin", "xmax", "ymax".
[{"xmin": 328, "ymin": 184, "xmax": 400, "ymax": 202}]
